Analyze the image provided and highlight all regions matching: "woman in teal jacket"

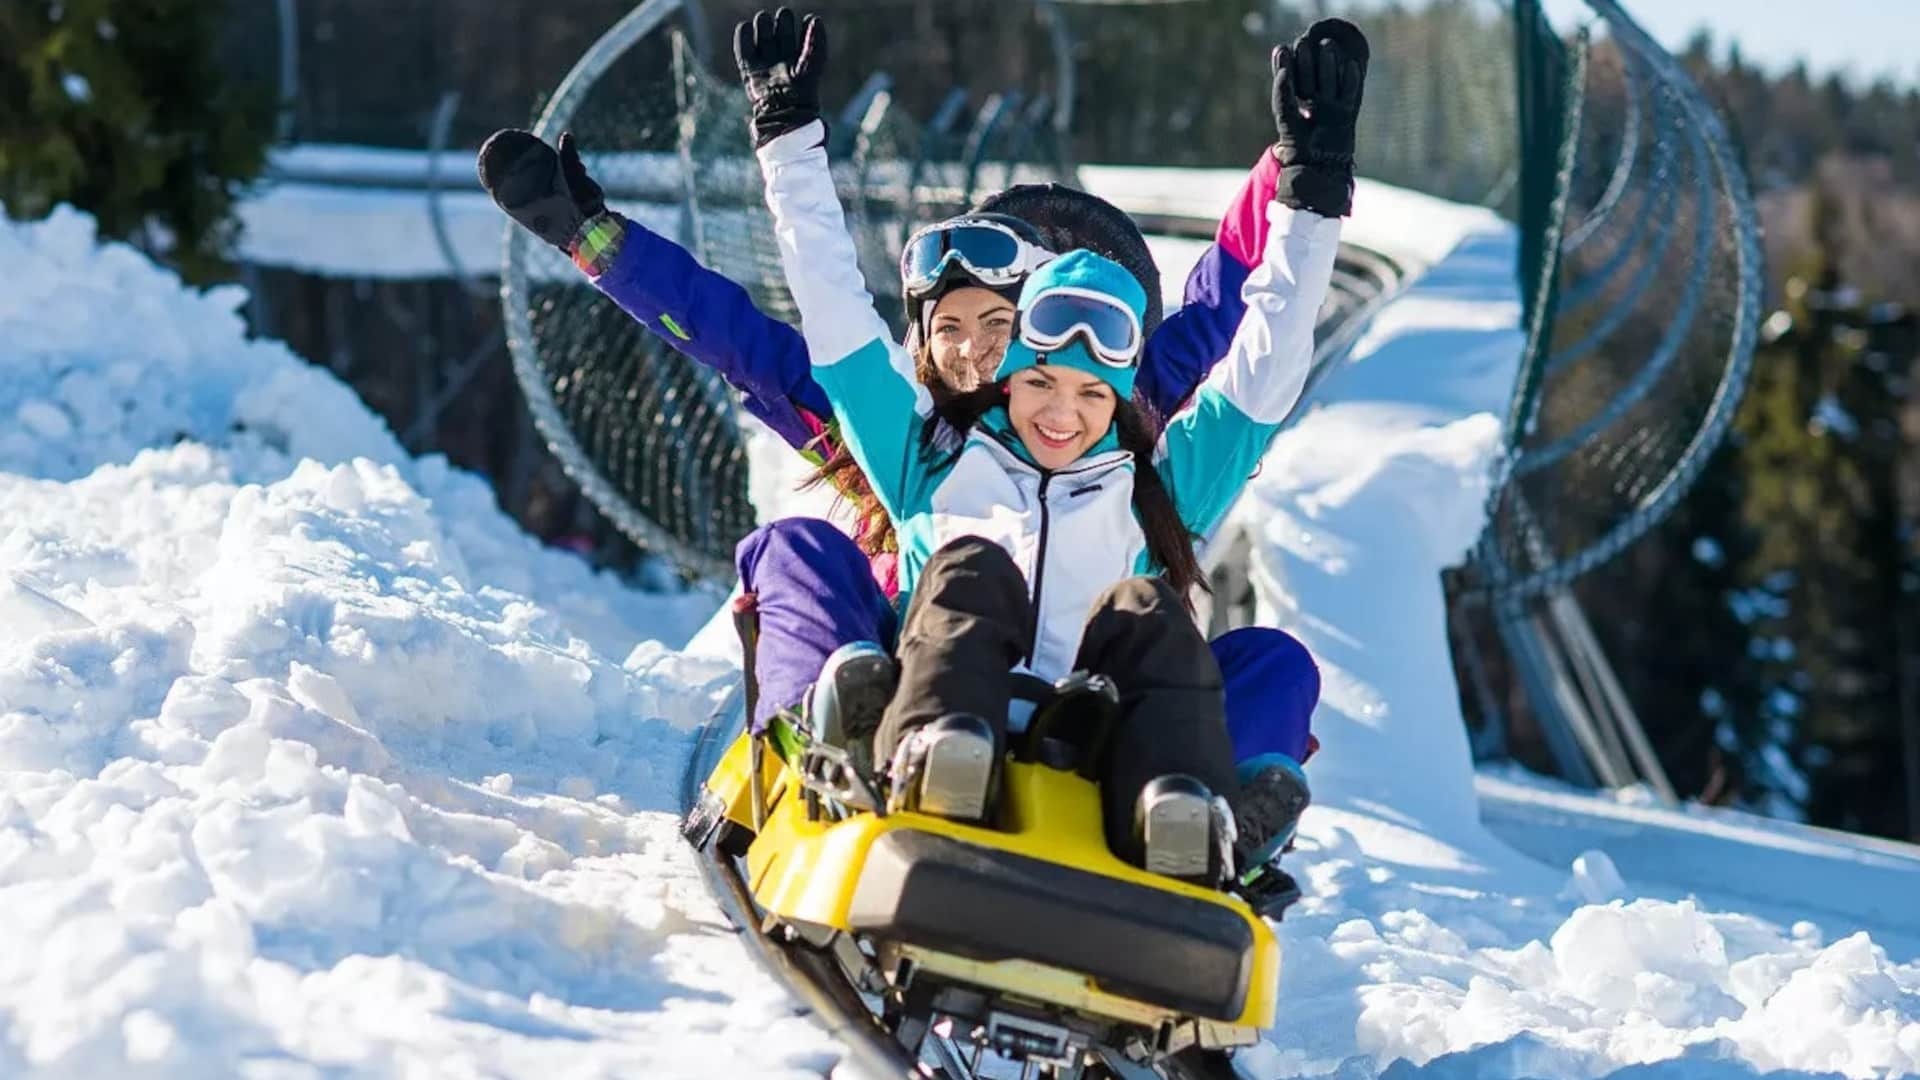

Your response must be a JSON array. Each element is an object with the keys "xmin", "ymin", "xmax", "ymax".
[{"xmin": 739, "ymin": 9, "xmax": 1367, "ymax": 885}]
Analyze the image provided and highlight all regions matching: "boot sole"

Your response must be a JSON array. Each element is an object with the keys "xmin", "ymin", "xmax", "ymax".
[
  {"xmin": 1142, "ymin": 790, "xmax": 1213, "ymax": 879},
  {"xmin": 1233, "ymin": 765, "xmax": 1312, "ymax": 867},
  {"xmin": 826, "ymin": 654, "xmax": 898, "ymax": 741},
  {"xmin": 917, "ymin": 728, "xmax": 995, "ymax": 822}
]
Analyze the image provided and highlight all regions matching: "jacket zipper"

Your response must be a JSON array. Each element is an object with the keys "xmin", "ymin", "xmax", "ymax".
[
  {"xmin": 1026, "ymin": 471, "xmax": 1052, "ymax": 666},
  {"xmin": 973, "ymin": 427, "xmax": 1120, "ymax": 665}
]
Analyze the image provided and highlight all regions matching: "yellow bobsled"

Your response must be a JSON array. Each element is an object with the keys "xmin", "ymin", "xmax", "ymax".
[{"xmin": 684, "ymin": 699, "xmax": 1281, "ymax": 1069}]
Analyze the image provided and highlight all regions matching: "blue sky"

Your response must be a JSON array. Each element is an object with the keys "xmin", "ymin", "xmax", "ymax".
[{"xmin": 1540, "ymin": 0, "xmax": 1917, "ymax": 87}]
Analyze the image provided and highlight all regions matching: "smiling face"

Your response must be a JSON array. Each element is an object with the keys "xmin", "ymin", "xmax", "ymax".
[
  {"xmin": 1005, "ymin": 363, "xmax": 1119, "ymax": 470},
  {"xmin": 927, "ymin": 286, "xmax": 1016, "ymax": 393}
]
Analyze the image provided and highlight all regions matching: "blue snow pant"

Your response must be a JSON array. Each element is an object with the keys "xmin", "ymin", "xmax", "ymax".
[{"xmin": 736, "ymin": 517, "xmax": 1318, "ymax": 765}]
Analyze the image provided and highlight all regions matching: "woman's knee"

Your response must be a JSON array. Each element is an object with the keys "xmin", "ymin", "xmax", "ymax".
[
  {"xmin": 1076, "ymin": 575, "xmax": 1215, "ymax": 683},
  {"xmin": 1091, "ymin": 574, "xmax": 1186, "ymax": 619},
  {"xmin": 736, "ymin": 516, "xmax": 866, "ymax": 587},
  {"xmin": 742, "ymin": 516, "xmax": 855, "ymax": 559},
  {"xmin": 1214, "ymin": 627, "xmax": 1319, "ymax": 761},
  {"xmin": 909, "ymin": 536, "xmax": 1028, "ymax": 629}
]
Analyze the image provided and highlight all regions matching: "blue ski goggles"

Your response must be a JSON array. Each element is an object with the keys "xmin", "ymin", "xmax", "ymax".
[
  {"xmin": 1018, "ymin": 286, "xmax": 1144, "ymax": 368},
  {"xmin": 901, "ymin": 219, "xmax": 1054, "ymax": 296}
]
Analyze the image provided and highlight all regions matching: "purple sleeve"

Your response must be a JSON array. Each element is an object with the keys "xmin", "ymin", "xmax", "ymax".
[
  {"xmin": 589, "ymin": 214, "xmax": 835, "ymax": 451},
  {"xmin": 1135, "ymin": 246, "xmax": 1253, "ymax": 424}
]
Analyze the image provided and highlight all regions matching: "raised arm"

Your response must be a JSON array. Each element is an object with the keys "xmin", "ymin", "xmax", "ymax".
[
  {"xmin": 740, "ymin": 10, "xmax": 937, "ymax": 517},
  {"xmin": 477, "ymin": 127, "xmax": 834, "ymax": 454},
  {"xmin": 1155, "ymin": 19, "xmax": 1367, "ymax": 538},
  {"xmin": 584, "ymin": 212, "xmax": 834, "ymax": 454},
  {"xmin": 1155, "ymin": 202, "xmax": 1341, "ymax": 538}
]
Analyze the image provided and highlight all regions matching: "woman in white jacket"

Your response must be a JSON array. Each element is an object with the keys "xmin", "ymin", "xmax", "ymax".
[{"xmin": 737, "ymin": 8, "xmax": 1366, "ymax": 887}]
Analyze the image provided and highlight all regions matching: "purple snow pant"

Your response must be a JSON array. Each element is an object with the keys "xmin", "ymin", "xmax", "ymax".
[
  {"xmin": 737, "ymin": 518, "xmax": 898, "ymax": 732},
  {"xmin": 736, "ymin": 518, "xmax": 1317, "ymax": 764}
]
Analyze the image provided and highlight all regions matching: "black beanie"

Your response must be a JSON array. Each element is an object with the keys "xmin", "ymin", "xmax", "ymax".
[{"xmin": 973, "ymin": 183, "xmax": 1165, "ymax": 338}]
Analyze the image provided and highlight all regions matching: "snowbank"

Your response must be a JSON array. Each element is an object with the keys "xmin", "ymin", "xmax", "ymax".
[
  {"xmin": 0, "ymin": 208, "xmax": 851, "ymax": 1077},
  {"xmin": 237, "ymin": 145, "xmax": 1471, "ymax": 283}
]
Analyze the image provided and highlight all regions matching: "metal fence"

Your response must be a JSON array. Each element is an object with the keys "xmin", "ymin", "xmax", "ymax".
[
  {"xmin": 1481, "ymin": 0, "xmax": 1763, "ymax": 603},
  {"xmin": 1462, "ymin": 0, "xmax": 1765, "ymax": 790}
]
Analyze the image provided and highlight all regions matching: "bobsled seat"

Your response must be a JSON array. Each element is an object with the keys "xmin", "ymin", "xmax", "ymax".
[{"xmin": 847, "ymin": 829, "xmax": 1253, "ymax": 1020}]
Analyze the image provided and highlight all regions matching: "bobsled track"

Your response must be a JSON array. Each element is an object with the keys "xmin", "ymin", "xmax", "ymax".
[{"xmin": 677, "ymin": 687, "xmax": 915, "ymax": 1079}]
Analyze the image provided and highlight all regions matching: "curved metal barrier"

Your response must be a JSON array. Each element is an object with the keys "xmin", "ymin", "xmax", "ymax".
[
  {"xmin": 1481, "ymin": 0, "xmax": 1763, "ymax": 603},
  {"xmin": 1461, "ymin": 0, "xmax": 1764, "ymax": 793}
]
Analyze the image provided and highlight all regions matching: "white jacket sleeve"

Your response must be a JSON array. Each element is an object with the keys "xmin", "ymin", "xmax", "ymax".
[
  {"xmin": 755, "ymin": 122, "xmax": 910, "ymax": 371},
  {"xmin": 754, "ymin": 119, "xmax": 940, "ymax": 517},
  {"xmin": 1155, "ymin": 201, "xmax": 1343, "ymax": 538}
]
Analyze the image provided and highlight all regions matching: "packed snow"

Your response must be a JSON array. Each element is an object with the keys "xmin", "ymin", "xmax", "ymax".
[
  {"xmin": 237, "ymin": 144, "xmax": 1455, "ymax": 283},
  {"xmin": 3, "ymin": 193, "xmax": 1917, "ymax": 1080},
  {"xmin": 0, "ymin": 208, "xmax": 830, "ymax": 1077}
]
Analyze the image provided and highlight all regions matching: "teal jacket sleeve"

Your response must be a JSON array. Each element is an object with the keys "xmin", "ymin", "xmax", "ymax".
[
  {"xmin": 754, "ymin": 121, "xmax": 941, "ymax": 520},
  {"xmin": 1156, "ymin": 201, "xmax": 1343, "ymax": 539}
]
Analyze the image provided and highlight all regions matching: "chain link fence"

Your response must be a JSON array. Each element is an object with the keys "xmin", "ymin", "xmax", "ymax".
[
  {"xmin": 1479, "ymin": 0, "xmax": 1763, "ymax": 602},
  {"xmin": 1448, "ymin": 0, "xmax": 1764, "ymax": 790}
]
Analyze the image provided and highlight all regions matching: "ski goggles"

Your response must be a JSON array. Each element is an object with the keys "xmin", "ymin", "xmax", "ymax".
[
  {"xmin": 1018, "ymin": 286, "xmax": 1144, "ymax": 368},
  {"xmin": 900, "ymin": 219, "xmax": 1054, "ymax": 296}
]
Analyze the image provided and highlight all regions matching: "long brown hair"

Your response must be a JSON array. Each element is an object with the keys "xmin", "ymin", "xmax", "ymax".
[{"xmin": 1110, "ymin": 398, "xmax": 1210, "ymax": 603}]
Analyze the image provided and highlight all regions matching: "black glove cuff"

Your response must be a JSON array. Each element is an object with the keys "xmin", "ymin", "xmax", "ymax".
[
  {"xmin": 750, "ymin": 108, "xmax": 827, "ymax": 149},
  {"xmin": 1273, "ymin": 145, "xmax": 1356, "ymax": 172},
  {"xmin": 1274, "ymin": 163, "xmax": 1355, "ymax": 219}
]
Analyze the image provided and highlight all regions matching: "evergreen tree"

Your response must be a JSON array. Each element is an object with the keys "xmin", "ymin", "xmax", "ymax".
[
  {"xmin": 1736, "ymin": 180, "xmax": 1912, "ymax": 834},
  {"xmin": 0, "ymin": 0, "xmax": 275, "ymax": 281}
]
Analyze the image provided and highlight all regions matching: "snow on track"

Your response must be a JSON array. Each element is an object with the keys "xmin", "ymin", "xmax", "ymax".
[{"xmin": 1228, "ymin": 209, "xmax": 1920, "ymax": 1078}]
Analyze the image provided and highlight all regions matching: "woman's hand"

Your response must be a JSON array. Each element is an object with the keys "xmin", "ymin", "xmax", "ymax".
[
  {"xmin": 734, "ymin": 7, "xmax": 830, "ymax": 148},
  {"xmin": 1270, "ymin": 18, "xmax": 1370, "ymax": 217},
  {"xmin": 476, "ymin": 129, "xmax": 607, "ymax": 252}
]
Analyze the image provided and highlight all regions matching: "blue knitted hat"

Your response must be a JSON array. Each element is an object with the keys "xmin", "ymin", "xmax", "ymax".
[{"xmin": 993, "ymin": 248, "xmax": 1148, "ymax": 400}]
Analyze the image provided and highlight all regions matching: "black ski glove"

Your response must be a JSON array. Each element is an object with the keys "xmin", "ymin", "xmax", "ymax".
[
  {"xmin": 1270, "ymin": 18, "xmax": 1370, "ymax": 218},
  {"xmin": 734, "ymin": 7, "xmax": 829, "ymax": 149},
  {"xmin": 476, "ymin": 129, "xmax": 606, "ymax": 252}
]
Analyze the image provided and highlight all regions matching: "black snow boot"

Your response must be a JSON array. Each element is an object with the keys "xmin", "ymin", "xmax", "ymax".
[{"xmin": 1230, "ymin": 755, "xmax": 1312, "ymax": 875}]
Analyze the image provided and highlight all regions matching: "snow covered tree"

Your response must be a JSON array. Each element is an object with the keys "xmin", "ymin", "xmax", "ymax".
[{"xmin": 0, "ymin": 0, "xmax": 274, "ymax": 281}]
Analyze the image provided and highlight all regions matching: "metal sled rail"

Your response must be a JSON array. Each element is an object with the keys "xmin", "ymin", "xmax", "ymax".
[{"xmin": 680, "ymin": 686, "xmax": 924, "ymax": 1079}]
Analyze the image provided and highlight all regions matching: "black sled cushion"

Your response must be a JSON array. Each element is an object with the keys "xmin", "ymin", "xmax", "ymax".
[{"xmin": 847, "ymin": 829, "xmax": 1252, "ymax": 1021}]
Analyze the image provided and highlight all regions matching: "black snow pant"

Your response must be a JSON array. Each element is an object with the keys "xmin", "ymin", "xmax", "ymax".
[{"xmin": 875, "ymin": 536, "xmax": 1241, "ymax": 863}]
